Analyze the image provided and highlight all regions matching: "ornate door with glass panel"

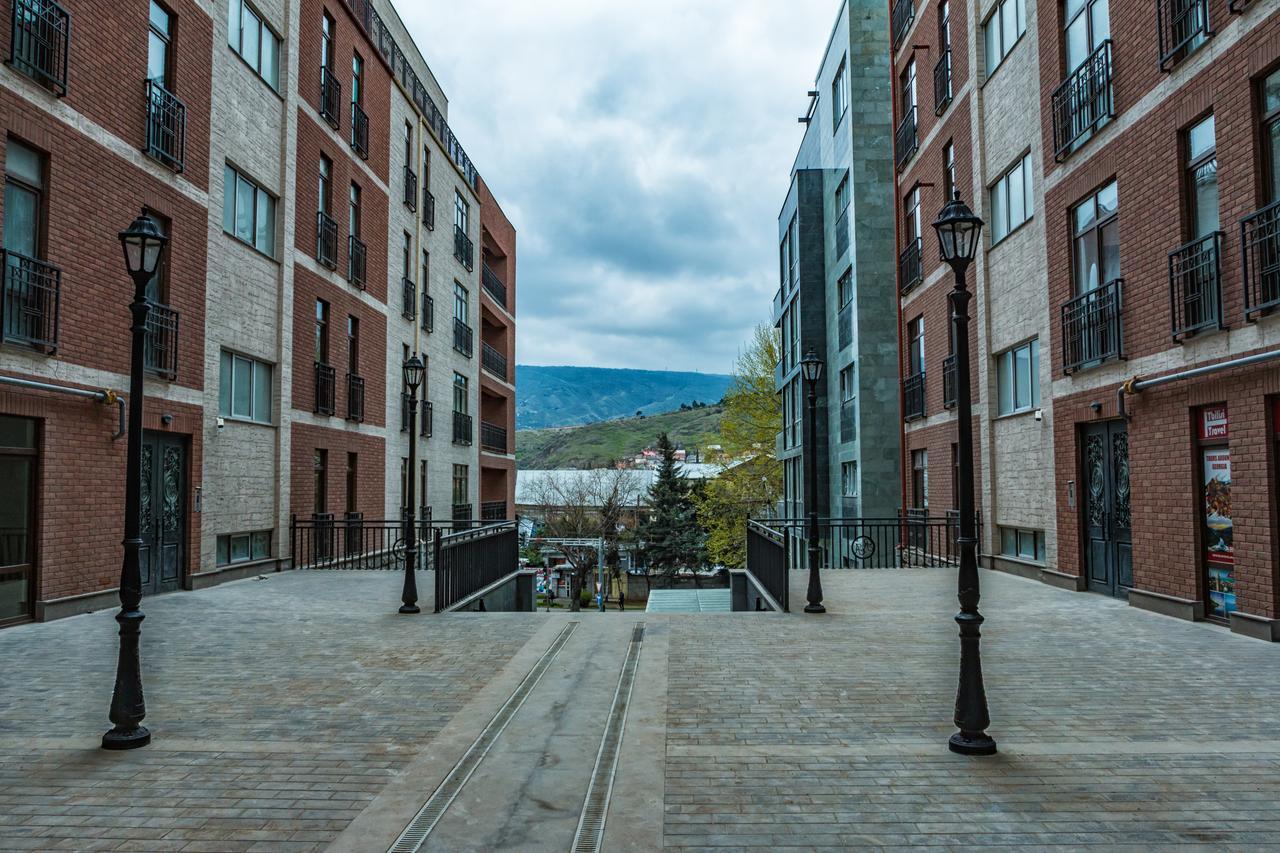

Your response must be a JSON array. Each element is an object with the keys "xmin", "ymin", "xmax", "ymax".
[
  {"xmin": 139, "ymin": 430, "xmax": 185, "ymax": 594},
  {"xmin": 0, "ymin": 416, "xmax": 37, "ymax": 625},
  {"xmin": 1081, "ymin": 421, "xmax": 1131, "ymax": 597}
]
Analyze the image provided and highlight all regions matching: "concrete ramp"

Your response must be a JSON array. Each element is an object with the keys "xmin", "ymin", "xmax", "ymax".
[{"xmin": 645, "ymin": 589, "xmax": 731, "ymax": 613}]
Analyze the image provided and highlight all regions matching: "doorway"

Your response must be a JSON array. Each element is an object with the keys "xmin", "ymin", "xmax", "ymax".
[
  {"xmin": 139, "ymin": 430, "xmax": 185, "ymax": 594},
  {"xmin": 1081, "ymin": 420, "xmax": 1131, "ymax": 597}
]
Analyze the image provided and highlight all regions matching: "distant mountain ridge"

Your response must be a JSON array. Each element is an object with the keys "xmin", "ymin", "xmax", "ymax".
[{"xmin": 516, "ymin": 365, "xmax": 733, "ymax": 430}]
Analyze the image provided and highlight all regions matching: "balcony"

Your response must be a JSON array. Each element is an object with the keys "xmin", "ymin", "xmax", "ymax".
[
  {"xmin": 1243, "ymin": 201, "xmax": 1280, "ymax": 320},
  {"xmin": 423, "ymin": 188, "xmax": 435, "ymax": 230},
  {"xmin": 316, "ymin": 211, "xmax": 338, "ymax": 269},
  {"xmin": 933, "ymin": 49, "xmax": 952, "ymax": 116},
  {"xmin": 144, "ymin": 79, "xmax": 186, "ymax": 173},
  {"xmin": 422, "ymin": 292, "xmax": 434, "ymax": 333},
  {"xmin": 314, "ymin": 362, "xmax": 336, "ymax": 415},
  {"xmin": 318, "ymin": 66, "xmax": 340, "ymax": 129},
  {"xmin": 346, "ymin": 373, "xmax": 365, "ymax": 422},
  {"xmin": 891, "ymin": 0, "xmax": 915, "ymax": 52},
  {"xmin": 482, "ymin": 263, "xmax": 507, "ymax": 308},
  {"xmin": 1169, "ymin": 232, "xmax": 1224, "ymax": 340},
  {"xmin": 401, "ymin": 277, "xmax": 416, "ymax": 321},
  {"xmin": 1158, "ymin": 0, "xmax": 1212, "ymax": 71},
  {"xmin": 421, "ymin": 400, "xmax": 433, "ymax": 437},
  {"xmin": 482, "ymin": 341, "xmax": 508, "ymax": 382},
  {"xmin": 1061, "ymin": 278, "xmax": 1124, "ymax": 374},
  {"xmin": 899, "ymin": 237, "xmax": 922, "ymax": 294},
  {"xmin": 942, "ymin": 354, "xmax": 957, "ymax": 409},
  {"xmin": 840, "ymin": 398, "xmax": 855, "ymax": 443},
  {"xmin": 481, "ymin": 501, "xmax": 507, "ymax": 521},
  {"xmin": 9, "ymin": 0, "xmax": 70, "ymax": 96},
  {"xmin": 1051, "ymin": 41, "xmax": 1114, "ymax": 161},
  {"xmin": 453, "ymin": 410, "xmax": 473, "ymax": 446},
  {"xmin": 481, "ymin": 420, "xmax": 508, "ymax": 453},
  {"xmin": 143, "ymin": 302, "xmax": 178, "ymax": 379},
  {"xmin": 454, "ymin": 225, "xmax": 474, "ymax": 272},
  {"xmin": 347, "ymin": 235, "xmax": 366, "ymax": 289},
  {"xmin": 403, "ymin": 165, "xmax": 418, "ymax": 211},
  {"xmin": 453, "ymin": 317, "xmax": 473, "ymax": 358},
  {"xmin": 350, "ymin": 101, "xmax": 368, "ymax": 159},
  {"xmin": 1, "ymin": 250, "xmax": 60, "ymax": 352},
  {"xmin": 903, "ymin": 372, "xmax": 926, "ymax": 421},
  {"xmin": 894, "ymin": 106, "xmax": 918, "ymax": 172}
]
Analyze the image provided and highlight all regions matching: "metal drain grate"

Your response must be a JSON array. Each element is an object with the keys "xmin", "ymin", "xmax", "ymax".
[
  {"xmin": 388, "ymin": 621, "xmax": 579, "ymax": 853},
  {"xmin": 571, "ymin": 622, "xmax": 645, "ymax": 853}
]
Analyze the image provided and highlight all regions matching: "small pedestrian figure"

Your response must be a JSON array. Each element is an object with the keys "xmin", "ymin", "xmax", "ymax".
[{"xmin": 618, "ymin": 590, "xmax": 625, "ymax": 611}]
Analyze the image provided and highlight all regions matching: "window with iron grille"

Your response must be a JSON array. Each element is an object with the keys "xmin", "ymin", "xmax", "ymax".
[
  {"xmin": 1053, "ymin": 0, "xmax": 1112, "ymax": 159},
  {"xmin": 1157, "ymin": 0, "xmax": 1212, "ymax": 71},
  {"xmin": 8, "ymin": 0, "xmax": 70, "ymax": 96},
  {"xmin": 2, "ymin": 139, "xmax": 59, "ymax": 353}
]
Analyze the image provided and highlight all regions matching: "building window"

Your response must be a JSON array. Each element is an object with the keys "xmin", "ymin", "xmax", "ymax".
[
  {"xmin": 222, "ymin": 164, "xmax": 276, "ymax": 256},
  {"xmin": 313, "ymin": 449, "xmax": 327, "ymax": 515},
  {"xmin": 148, "ymin": 1, "xmax": 172, "ymax": 87},
  {"xmin": 907, "ymin": 315, "xmax": 924, "ymax": 376},
  {"xmin": 227, "ymin": 0, "xmax": 280, "ymax": 89},
  {"xmin": 216, "ymin": 530, "xmax": 272, "ymax": 566},
  {"xmin": 346, "ymin": 452, "xmax": 358, "ymax": 514},
  {"xmin": 984, "ymin": 0, "xmax": 1026, "ymax": 77},
  {"xmin": 1185, "ymin": 114, "xmax": 1218, "ymax": 238},
  {"xmin": 351, "ymin": 52, "xmax": 363, "ymax": 105},
  {"xmin": 320, "ymin": 11, "xmax": 334, "ymax": 69},
  {"xmin": 318, "ymin": 155, "xmax": 331, "ymax": 214},
  {"xmin": 837, "ymin": 268, "xmax": 852, "ymax": 308},
  {"xmin": 996, "ymin": 338, "xmax": 1040, "ymax": 416},
  {"xmin": 3, "ymin": 140, "xmax": 46, "ymax": 261},
  {"xmin": 943, "ymin": 140, "xmax": 956, "ymax": 200},
  {"xmin": 218, "ymin": 351, "xmax": 272, "ymax": 423},
  {"xmin": 315, "ymin": 299, "xmax": 329, "ymax": 362},
  {"xmin": 453, "ymin": 372, "xmax": 469, "ymax": 415},
  {"xmin": 990, "ymin": 152, "xmax": 1033, "ymax": 243},
  {"xmin": 900, "ymin": 57, "xmax": 917, "ymax": 118},
  {"xmin": 1264, "ymin": 68, "xmax": 1280, "ymax": 204},
  {"xmin": 831, "ymin": 56, "xmax": 848, "ymax": 127},
  {"xmin": 452, "ymin": 464, "xmax": 469, "ymax": 505},
  {"xmin": 998, "ymin": 527, "xmax": 1045, "ymax": 562},
  {"xmin": 454, "ymin": 281, "xmax": 469, "ymax": 324},
  {"xmin": 346, "ymin": 315, "xmax": 359, "ymax": 375},
  {"xmin": 349, "ymin": 182, "xmax": 361, "ymax": 237},
  {"xmin": 911, "ymin": 449, "xmax": 928, "ymax": 510},
  {"xmin": 1065, "ymin": 0, "xmax": 1109, "ymax": 77},
  {"xmin": 841, "ymin": 460, "xmax": 857, "ymax": 497},
  {"xmin": 1072, "ymin": 180, "xmax": 1119, "ymax": 295},
  {"xmin": 905, "ymin": 185, "xmax": 922, "ymax": 245},
  {"xmin": 454, "ymin": 190, "xmax": 470, "ymax": 234}
]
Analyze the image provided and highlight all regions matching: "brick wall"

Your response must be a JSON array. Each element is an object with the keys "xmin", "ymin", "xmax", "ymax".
[{"xmin": 288, "ymin": 421, "xmax": 385, "ymax": 520}]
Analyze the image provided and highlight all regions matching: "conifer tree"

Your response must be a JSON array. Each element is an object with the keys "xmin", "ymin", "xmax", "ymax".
[{"xmin": 641, "ymin": 433, "xmax": 704, "ymax": 583}]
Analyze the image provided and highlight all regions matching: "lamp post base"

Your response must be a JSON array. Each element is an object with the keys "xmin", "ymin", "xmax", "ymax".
[
  {"xmin": 399, "ymin": 604, "xmax": 421, "ymax": 614},
  {"xmin": 804, "ymin": 603, "xmax": 826, "ymax": 614},
  {"xmin": 948, "ymin": 730, "xmax": 996, "ymax": 755},
  {"xmin": 102, "ymin": 725, "xmax": 151, "ymax": 750}
]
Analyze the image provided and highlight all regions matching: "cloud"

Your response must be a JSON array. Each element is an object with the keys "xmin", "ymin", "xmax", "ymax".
[{"xmin": 399, "ymin": 0, "xmax": 839, "ymax": 372}]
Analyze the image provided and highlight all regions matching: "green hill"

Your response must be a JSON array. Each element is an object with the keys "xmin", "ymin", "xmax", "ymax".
[
  {"xmin": 516, "ymin": 405, "xmax": 724, "ymax": 469},
  {"xmin": 516, "ymin": 365, "xmax": 732, "ymax": 429}
]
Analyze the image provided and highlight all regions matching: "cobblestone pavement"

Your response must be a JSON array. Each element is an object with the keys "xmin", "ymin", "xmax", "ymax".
[{"xmin": 3, "ymin": 567, "xmax": 1280, "ymax": 851}]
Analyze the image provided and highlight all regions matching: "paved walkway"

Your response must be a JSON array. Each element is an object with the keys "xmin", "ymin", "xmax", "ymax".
[{"xmin": 2, "ymin": 568, "xmax": 1280, "ymax": 850}]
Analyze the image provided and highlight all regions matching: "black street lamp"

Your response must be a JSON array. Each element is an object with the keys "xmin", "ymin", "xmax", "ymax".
[
  {"xmin": 400, "ymin": 354, "xmax": 424, "ymax": 614},
  {"xmin": 103, "ymin": 211, "xmax": 167, "ymax": 750},
  {"xmin": 800, "ymin": 348, "xmax": 825, "ymax": 614},
  {"xmin": 932, "ymin": 191, "xmax": 995, "ymax": 756}
]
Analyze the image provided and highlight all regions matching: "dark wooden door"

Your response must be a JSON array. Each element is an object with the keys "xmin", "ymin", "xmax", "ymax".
[
  {"xmin": 1082, "ymin": 421, "xmax": 1131, "ymax": 597},
  {"xmin": 139, "ymin": 431, "xmax": 185, "ymax": 595}
]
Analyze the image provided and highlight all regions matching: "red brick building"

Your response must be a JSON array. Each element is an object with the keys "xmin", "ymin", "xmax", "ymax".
[{"xmin": 477, "ymin": 175, "xmax": 517, "ymax": 521}]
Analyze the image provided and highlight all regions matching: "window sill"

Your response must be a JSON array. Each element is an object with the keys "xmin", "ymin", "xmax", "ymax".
[
  {"xmin": 213, "ymin": 555, "xmax": 275, "ymax": 572},
  {"xmin": 993, "ymin": 406, "xmax": 1039, "ymax": 422},
  {"xmin": 219, "ymin": 415, "xmax": 275, "ymax": 428},
  {"xmin": 993, "ymin": 552, "xmax": 1044, "ymax": 569}
]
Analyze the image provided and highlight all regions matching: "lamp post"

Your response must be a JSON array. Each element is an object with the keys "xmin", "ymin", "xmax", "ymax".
[
  {"xmin": 800, "ymin": 349, "xmax": 825, "ymax": 614},
  {"xmin": 103, "ymin": 211, "xmax": 167, "ymax": 750},
  {"xmin": 400, "ymin": 354, "xmax": 424, "ymax": 614},
  {"xmin": 932, "ymin": 191, "xmax": 996, "ymax": 756}
]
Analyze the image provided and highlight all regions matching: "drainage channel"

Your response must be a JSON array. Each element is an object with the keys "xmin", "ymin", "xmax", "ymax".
[
  {"xmin": 388, "ymin": 621, "xmax": 580, "ymax": 853},
  {"xmin": 571, "ymin": 622, "xmax": 645, "ymax": 853}
]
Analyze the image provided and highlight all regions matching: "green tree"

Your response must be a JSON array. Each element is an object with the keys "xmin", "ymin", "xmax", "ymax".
[{"xmin": 641, "ymin": 433, "xmax": 704, "ymax": 584}]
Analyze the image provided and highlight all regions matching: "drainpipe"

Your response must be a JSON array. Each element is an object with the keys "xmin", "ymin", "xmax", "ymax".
[
  {"xmin": 1117, "ymin": 348, "xmax": 1280, "ymax": 421},
  {"xmin": 0, "ymin": 374, "xmax": 126, "ymax": 439}
]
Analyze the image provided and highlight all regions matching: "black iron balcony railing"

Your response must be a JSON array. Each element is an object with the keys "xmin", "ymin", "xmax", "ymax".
[
  {"xmin": 840, "ymin": 398, "xmax": 855, "ymax": 443},
  {"xmin": 453, "ymin": 225, "xmax": 474, "ymax": 271},
  {"xmin": 942, "ymin": 353, "xmax": 958, "ymax": 409},
  {"xmin": 144, "ymin": 79, "xmax": 186, "ymax": 173},
  {"xmin": 1158, "ymin": 0, "xmax": 1212, "ymax": 71},
  {"xmin": 481, "ymin": 263, "xmax": 507, "ymax": 308},
  {"xmin": 400, "ymin": 391, "xmax": 411, "ymax": 432},
  {"xmin": 9, "ymin": 0, "xmax": 70, "ymax": 96},
  {"xmin": 1243, "ymin": 200, "xmax": 1280, "ymax": 320},
  {"xmin": 316, "ymin": 211, "xmax": 338, "ymax": 269},
  {"xmin": 834, "ymin": 206, "xmax": 850, "ymax": 258},
  {"xmin": 1169, "ymin": 232, "xmax": 1224, "ymax": 340},
  {"xmin": 903, "ymin": 371, "xmax": 926, "ymax": 421},
  {"xmin": 452, "ymin": 503, "xmax": 472, "ymax": 526},
  {"xmin": 1051, "ymin": 41, "xmax": 1114, "ymax": 161},
  {"xmin": 894, "ymin": 105, "xmax": 918, "ymax": 172},
  {"xmin": 319, "ymin": 66, "xmax": 340, "ymax": 129},
  {"xmin": 1, "ymin": 250, "xmax": 60, "ymax": 352},
  {"xmin": 347, "ymin": 235, "xmax": 366, "ymax": 289},
  {"xmin": 403, "ymin": 165, "xmax": 418, "ymax": 211},
  {"xmin": 401, "ymin": 277, "xmax": 416, "ymax": 321},
  {"xmin": 423, "ymin": 188, "xmax": 435, "ymax": 230},
  {"xmin": 452, "ymin": 410, "xmax": 473, "ymax": 446},
  {"xmin": 891, "ymin": 0, "xmax": 915, "ymax": 52},
  {"xmin": 422, "ymin": 292, "xmax": 434, "ymax": 332},
  {"xmin": 421, "ymin": 400, "xmax": 433, "ymax": 437},
  {"xmin": 143, "ymin": 302, "xmax": 178, "ymax": 379},
  {"xmin": 481, "ymin": 501, "xmax": 507, "ymax": 521},
  {"xmin": 453, "ymin": 317, "xmax": 473, "ymax": 358},
  {"xmin": 1061, "ymin": 278, "xmax": 1124, "ymax": 374},
  {"xmin": 350, "ymin": 101, "xmax": 368, "ymax": 159},
  {"xmin": 481, "ymin": 420, "xmax": 507, "ymax": 453},
  {"xmin": 899, "ymin": 237, "xmax": 922, "ymax": 294},
  {"xmin": 346, "ymin": 373, "xmax": 365, "ymax": 422},
  {"xmin": 482, "ymin": 341, "xmax": 508, "ymax": 381},
  {"xmin": 934, "ymin": 48, "xmax": 952, "ymax": 116},
  {"xmin": 314, "ymin": 362, "xmax": 336, "ymax": 415}
]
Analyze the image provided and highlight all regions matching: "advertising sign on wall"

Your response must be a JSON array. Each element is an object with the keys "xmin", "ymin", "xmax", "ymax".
[
  {"xmin": 1200, "ymin": 405, "xmax": 1229, "ymax": 441},
  {"xmin": 1202, "ymin": 443, "xmax": 1234, "ymax": 620}
]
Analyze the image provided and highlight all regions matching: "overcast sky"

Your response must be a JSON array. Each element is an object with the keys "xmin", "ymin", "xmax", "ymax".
[{"xmin": 399, "ymin": 0, "xmax": 838, "ymax": 375}]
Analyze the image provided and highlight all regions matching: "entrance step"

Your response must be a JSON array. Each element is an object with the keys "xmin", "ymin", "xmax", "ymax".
[{"xmin": 645, "ymin": 589, "xmax": 731, "ymax": 613}]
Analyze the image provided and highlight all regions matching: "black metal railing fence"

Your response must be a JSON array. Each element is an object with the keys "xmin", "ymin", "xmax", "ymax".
[
  {"xmin": 745, "ymin": 520, "xmax": 789, "ymax": 611},
  {"xmin": 434, "ymin": 521, "xmax": 519, "ymax": 612}
]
